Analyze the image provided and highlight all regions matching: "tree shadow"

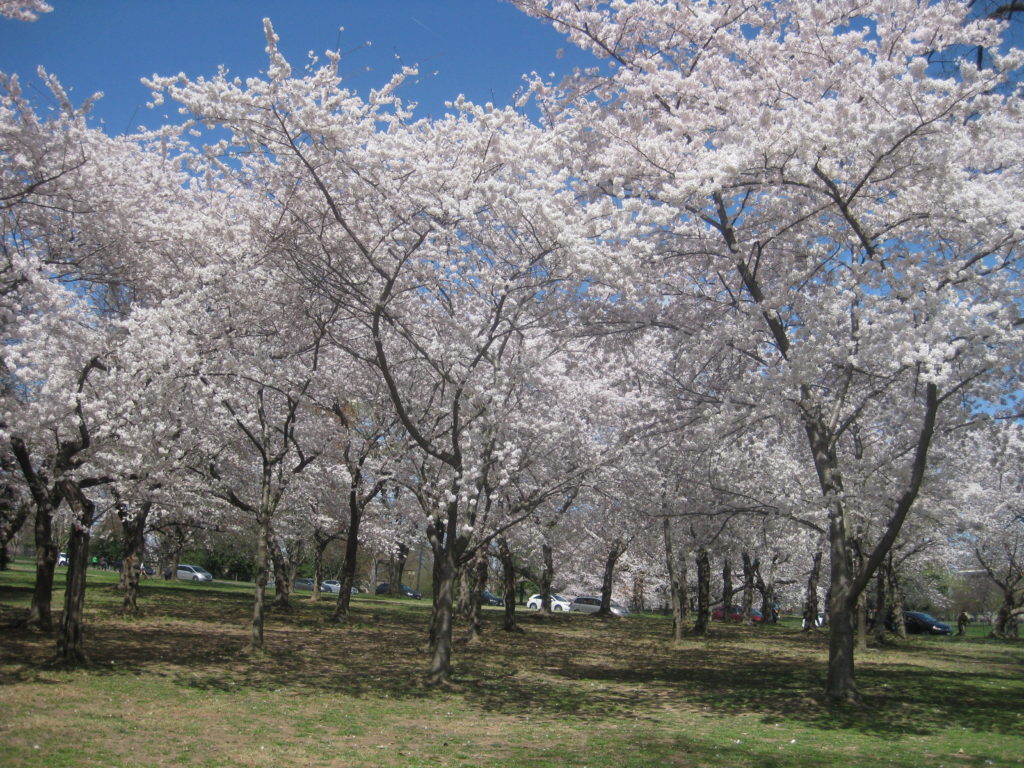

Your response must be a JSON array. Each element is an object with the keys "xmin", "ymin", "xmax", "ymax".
[{"xmin": 1, "ymin": 584, "xmax": 1022, "ymax": 742}]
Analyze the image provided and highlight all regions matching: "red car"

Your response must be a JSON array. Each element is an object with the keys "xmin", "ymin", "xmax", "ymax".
[{"xmin": 712, "ymin": 605, "xmax": 764, "ymax": 622}]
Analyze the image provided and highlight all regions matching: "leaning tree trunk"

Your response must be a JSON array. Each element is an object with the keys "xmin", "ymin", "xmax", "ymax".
[
  {"xmin": 814, "ymin": 383, "xmax": 936, "ymax": 705},
  {"xmin": 498, "ymin": 537, "xmax": 517, "ymax": 632},
  {"xmin": 597, "ymin": 538, "xmax": 624, "ymax": 616},
  {"xmin": 332, "ymin": 531, "xmax": 360, "ymax": 620},
  {"xmin": 803, "ymin": 551, "xmax": 823, "ymax": 631},
  {"xmin": 333, "ymin": 492, "xmax": 365, "ymax": 620},
  {"xmin": 692, "ymin": 547, "xmax": 711, "ymax": 635},
  {"xmin": 56, "ymin": 482, "xmax": 97, "ymax": 665}
]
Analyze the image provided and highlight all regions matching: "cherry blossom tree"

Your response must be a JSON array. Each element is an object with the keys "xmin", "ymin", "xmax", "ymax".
[
  {"xmin": 0, "ymin": 69, "xmax": 202, "ymax": 659},
  {"xmin": 511, "ymin": 0, "xmax": 1024, "ymax": 703},
  {"xmin": 145, "ymin": 20, "xmax": 616, "ymax": 683},
  {"xmin": 940, "ymin": 422, "xmax": 1024, "ymax": 637},
  {"xmin": 0, "ymin": 0, "xmax": 50, "ymax": 21}
]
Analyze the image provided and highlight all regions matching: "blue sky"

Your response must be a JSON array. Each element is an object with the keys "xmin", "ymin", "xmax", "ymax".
[{"xmin": 0, "ymin": 0, "xmax": 595, "ymax": 133}]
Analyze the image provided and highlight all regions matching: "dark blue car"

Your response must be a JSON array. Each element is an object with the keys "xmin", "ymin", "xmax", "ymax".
[
  {"xmin": 902, "ymin": 611, "xmax": 952, "ymax": 635},
  {"xmin": 375, "ymin": 583, "xmax": 422, "ymax": 599}
]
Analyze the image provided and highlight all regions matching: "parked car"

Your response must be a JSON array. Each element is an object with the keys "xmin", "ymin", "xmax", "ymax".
[
  {"xmin": 293, "ymin": 577, "xmax": 315, "ymax": 591},
  {"xmin": 375, "ymin": 583, "xmax": 422, "ymax": 599},
  {"xmin": 480, "ymin": 590, "xmax": 504, "ymax": 606},
  {"xmin": 526, "ymin": 593, "xmax": 572, "ymax": 611},
  {"xmin": 322, "ymin": 580, "xmax": 361, "ymax": 594},
  {"xmin": 569, "ymin": 595, "xmax": 630, "ymax": 617},
  {"xmin": 712, "ymin": 605, "xmax": 765, "ymax": 623},
  {"xmin": 902, "ymin": 611, "xmax": 953, "ymax": 635},
  {"xmin": 176, "ymin": 564, "xmax": 213, "ymax": 582}
]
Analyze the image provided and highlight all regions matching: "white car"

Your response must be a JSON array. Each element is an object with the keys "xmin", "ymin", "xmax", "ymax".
[
  {"xmin": 322, "ymin": 580, "xmax": 360, "ymax": 594},
  {"xmin": 176, "ymin": 564, "xmax": 213, "ymax": 582},
  {"xmin": 526, "ymin": 593, "xmax": 571, "ymax": 611},
  {"xmin": 569, "ymin": 595, "xmax": 630, "ymax": 617}
]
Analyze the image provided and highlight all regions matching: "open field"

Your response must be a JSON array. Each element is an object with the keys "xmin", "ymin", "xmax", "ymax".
[{"xmin": 1, "ymin": 563, "xmax": 1022, "ymax": 768}]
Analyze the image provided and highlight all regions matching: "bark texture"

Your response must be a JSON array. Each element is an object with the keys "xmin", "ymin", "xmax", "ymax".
[{"xmin": 692, "ymin": 547, "xmax": 711, "ymax": 636}]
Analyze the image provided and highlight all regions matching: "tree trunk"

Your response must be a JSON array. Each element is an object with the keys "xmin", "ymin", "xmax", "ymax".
[
  {"xmin": 250, "ymin": 517, "xmax": 270, "ymax": 652},
  {"xmin": 826, "ymin": 584, "xmax": 858, "ymax": 704},
  {"xmin": 824, "ymin": 497, "xmax": 859, "ymax": 704},
  {"xmin": 11, "ymin": 437, "xmax": 59, "ymax": 631},
  {"xmin": 855, "ymin": 591, "xmax": 868, "ymax": 653},
  {"xmin": 752, "ymin": 555, "xmax": 776, "ymax": 623},
  {"xmin": 740, "ymin": 552, "xmax": 755, "ymax": 624},
  {"xmin": 808, "ymin": 384, "xmax": 937, "ymax": 704},
  {"xmin": 428, "ymin": 545, "xmax": 456, "ymax": 685},
  {"xmin": 56, "ymin": 482, "xmax": 97, "ymax": 665},
  {"xmin": 992, "ymin": 594, "xmax": 1020, "ymax": 638},
  {"xmin": 692, "ymin": 547, "xmax": 711, "ymax": 636},
  {"xmin": 597, "ymin": 539, "xmax": 624, "ymax": 616},
  {"xmin": 118, "ymin": 504, "xmax": 148, "ymax": 616},
  {"xmin": 333, "ymin": 530, "xmax": 360, "ymax": 620},
  {"xmin": 268, "ymin": 535, "xmax": 292, "ymax": 610},
  {"xmin": 803, "ymin": 551, "xmax": 822, "ymax": 631},
  {"xmin": 498, "ymin": 538, "xmax": 517, "ymax": 632},
  {"xmin": 630, "ymin": 573, "xmax": 645, "ymax": 614},
  {"xmin": 539, "ymin": 542, "xmax": 554, "ymax": 614},
  {"xmin": 333, "ymin": 536, "xmax": 358, "ymax": 622},
  {"xmin": 311, "ymin": 529, "xmax": 332, "ymax": 603},
  {"xmin": 663, "ymin": 519, "xmax": 686, "ymax": 641},
  {"xmin": 721, "ymin": 556, "xmax": 733, "ymax": 610},
  {"xmin": 388, "ymin": 543, "xmax": 409, "ymax": 597},
  {"xmin": 27, "ymin": 496, "xmax": 58, "ymax": 631},
  {"xmin": 889, "ymin": 564, "xmax": 907, "ymax": 639},
  {"xmin": 464, "ymin": 549, "xmax": 487, "ymax": 642},
  {"xmin": 57, "ymin": 520, "xmax": 91, "ymax": 664},
  {"xmin": 0, "ymin": 500, "xmax": 29, "ymax": 572},
  {"xmin": 872, "ymin": 566, "xmax": 889, "ymax": 645}
]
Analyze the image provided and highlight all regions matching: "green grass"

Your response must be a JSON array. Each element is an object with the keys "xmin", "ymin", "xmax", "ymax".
[{"xmin": 1, "ymin": 561, "xmax": 1022, "ymax": 767}]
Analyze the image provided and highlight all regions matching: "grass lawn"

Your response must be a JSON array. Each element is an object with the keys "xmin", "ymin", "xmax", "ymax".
[{"xmin": 1, "ymin": 562, "xmax": 1022, "ymax": 768}]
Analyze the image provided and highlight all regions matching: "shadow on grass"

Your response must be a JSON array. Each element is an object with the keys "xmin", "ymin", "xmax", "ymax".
[{"xmin": 2, "ymin": 571, "xmax": 1022, "ymax": 742}]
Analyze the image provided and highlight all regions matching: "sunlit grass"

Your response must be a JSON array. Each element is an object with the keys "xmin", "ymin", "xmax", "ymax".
[{"xmin": 1, "ymin": 561, "xmax": 1022, "ymax": 767}]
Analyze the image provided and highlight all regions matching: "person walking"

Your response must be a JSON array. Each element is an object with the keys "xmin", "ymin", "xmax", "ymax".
[{"xmin": 957, "ymin": 611, "xmax": 969, "ymax": 636}]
